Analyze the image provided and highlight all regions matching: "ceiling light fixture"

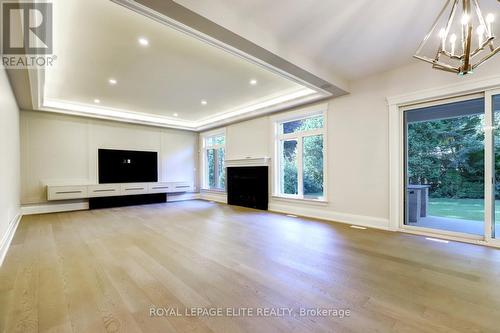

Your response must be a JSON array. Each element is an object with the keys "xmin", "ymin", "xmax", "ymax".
[
  {"xmin": 138, "ymin": 37, "xmax": 149, "ymax": 46},
  {"xmin": 201, "ymin": 100, "xmax": 208, "ymax": 106},
  {"xmin": 414, "ymin": 0, "xmax": 499, "ymax": 75},
  {"xmin": 250, "ymin": 79, "xmax": 258, "ymax": 85},
  {"xmin": 173, "ymin": 113, "xmax": 178, "ymax": 117},
  {"xmin": 94, "ymin": 99, "xmax": 101, "ymax": 104},
  {"xmin": 108, "ymin": 78, "xmax": 117, "ymax": 85}
]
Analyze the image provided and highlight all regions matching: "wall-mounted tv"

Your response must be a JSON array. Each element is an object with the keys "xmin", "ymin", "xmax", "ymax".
[{"xmin": 98, "ymin": 149, "xmax": 158, "ymax": 184}]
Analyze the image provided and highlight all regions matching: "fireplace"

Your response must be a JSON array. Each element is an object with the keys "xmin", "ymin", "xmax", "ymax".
[{"xmin": 227, "ymin": 165, "xmax": 268, "ymax": 210}]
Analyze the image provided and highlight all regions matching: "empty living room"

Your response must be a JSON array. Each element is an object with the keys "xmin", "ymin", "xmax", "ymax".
[{"xmin": 2, "ymin": 0, "xmax": 500, "ymax": 332}]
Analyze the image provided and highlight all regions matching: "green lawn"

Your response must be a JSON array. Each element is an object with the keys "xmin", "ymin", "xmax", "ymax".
[{"xmin": 429, "ymin": 198, "xmax": 500, "ymax": 221}]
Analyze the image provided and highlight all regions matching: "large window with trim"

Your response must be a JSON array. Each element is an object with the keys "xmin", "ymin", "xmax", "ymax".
[
  {"xmin": 202, "ymin": 132, "xmax": 226, "ymax": 190},
  {"xmin": 275, "ymin": 110, "xmax": 326, "ymax": 201}
]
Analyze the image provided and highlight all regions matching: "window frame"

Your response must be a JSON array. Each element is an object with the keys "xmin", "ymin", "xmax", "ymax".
[
  {"xmin": 200, "ymin": 129, "xmax": 226, "ymax": 191},
  {"xmin": 272, "ymin": 104, "xmax": 328, "ymax": 202}
]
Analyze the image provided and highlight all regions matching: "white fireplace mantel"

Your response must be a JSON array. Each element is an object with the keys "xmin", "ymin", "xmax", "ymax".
[{"xmin": 225, "ymin": 157, "xmax": 271, "ymax": 168}]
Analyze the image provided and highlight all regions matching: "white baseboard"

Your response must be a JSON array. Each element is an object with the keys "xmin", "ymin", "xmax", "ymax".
[
  {"xmin": 269, "ymin": 202, "xmax": 390, "ymax": 230},
  {"xmin": 21, "ymin": 201, "xmax": 89, "ymax": 215},
  {"xmin": 200, "ymin": 191, "xmax": 228, "ymax": 204},
  {"xmin": 167, "ymin": 192, "xmax": 200, "ymax": 202},
  {"xmin": 0, "ymin": 212, "xmax": 22, "ymax": 267}
]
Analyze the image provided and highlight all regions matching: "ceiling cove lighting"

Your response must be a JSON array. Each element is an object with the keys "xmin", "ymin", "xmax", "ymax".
[
  {"xmin": 138, "ymin": 37, "xmax": 149, "ymax": 46},
  {"xmin": 414, "ymin": 0, "xmax": 498, "ymax": 75}
]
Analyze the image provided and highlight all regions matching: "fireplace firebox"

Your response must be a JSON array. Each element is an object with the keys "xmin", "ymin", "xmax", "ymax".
[{"xmin": 227, "ymin": 166, "xmax": 268, "ymax": 210}]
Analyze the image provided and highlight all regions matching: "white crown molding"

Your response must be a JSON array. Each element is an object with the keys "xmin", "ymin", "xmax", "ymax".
[
  {"xmin": 386, "ymin": 74, "xmax": 500, "ymax": 107},
  {"xmin": 42, "ymin": 99, "xmax": 197, "ymax": 131},
  {"xmin": 225, "ymin": 157, "xmax": 271, "ymax": 168},
  {"xmin": 37, "ymin": 87, "xmax": 324, "ymax": 132}
]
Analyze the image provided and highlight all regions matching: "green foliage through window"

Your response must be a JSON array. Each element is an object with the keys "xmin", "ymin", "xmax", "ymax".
[
  {"xmin": 279, "ymin": 115, "xmax": 324, "ymax": 198},
  {"xmin": 205, "ymin": 134, "xmax": 225, "ymax": 190},
  {"xmin": 407, "ymin": 114, "xmax": 485, "ymax": 199}
]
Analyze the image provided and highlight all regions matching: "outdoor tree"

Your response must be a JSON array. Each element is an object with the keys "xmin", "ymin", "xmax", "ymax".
[
  {"xmin": 282, "ymin": 117, "xmax": 324, "ymax": 196},
  {"xmin": 407, "ymin": 114, "xmax": 485, "ymax": 199}
]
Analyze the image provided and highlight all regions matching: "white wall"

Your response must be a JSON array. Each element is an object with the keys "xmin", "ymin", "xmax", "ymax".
[
  {"xmin": 226, "ymin": 117, "xmax": 270, "ymax": 160},
  {"xmin": 20, "ymin": 111, "xmax": 199, "ymax": 205},
  {"xmin": 220, "ymin": 58, "xmax": 500, "ymax": 229},
  {"xmin": 0, "ymin": 67, "xmax": 21, "ymax": 262}
]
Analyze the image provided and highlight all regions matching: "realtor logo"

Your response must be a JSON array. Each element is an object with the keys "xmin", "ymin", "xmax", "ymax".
[
  {"xmin": 2, "ymin": 1, "xmax": 53, "ymax": 55},
  {"xmin": 1, "ymin": 1, "xmax": 56, "ymax": 68}
]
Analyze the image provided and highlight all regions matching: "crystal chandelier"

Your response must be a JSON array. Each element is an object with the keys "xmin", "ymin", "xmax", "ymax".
[{"xmin": 414, "ymin": 0, "xmax": 499, "ymax": 75}]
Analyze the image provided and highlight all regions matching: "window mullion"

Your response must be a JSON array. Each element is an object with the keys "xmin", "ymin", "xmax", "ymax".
[
  {"xmin": 204, "ymin": 148, "xmax": 209, "ymax": 189},
  {"xmin": 214, "ymin": 148, "xmax": 219, "ymax": 189},
  {"xmin": 297, "ymin": 133, "xmax": 304, "ymax": 198}
]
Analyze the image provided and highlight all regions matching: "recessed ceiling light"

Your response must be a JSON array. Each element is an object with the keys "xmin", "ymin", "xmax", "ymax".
[
  {"xmin": 173, "ymin": 113, "xmax": 179, "ymax": 117},
  {"xmin": 94, "ymin": 99, "xmax": 101, "ymax": 104},
  {"xmin": 250, "ymin": 79, "xmax": 258, "ymax": 86},
  {"xmin": 108, "ymin": 78, "xmax": 117, "ymax": 85},
  {"xmin": 138, "ymin": 37, "xmax": 149, "ymax": 46},
  {"xmin": 201, "ymin": 100, "xmax": 208, "ymax": 106}
]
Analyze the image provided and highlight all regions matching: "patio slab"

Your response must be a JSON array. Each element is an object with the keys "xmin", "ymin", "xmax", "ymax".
[{"xmin": 409, "ymin": 215, "xmax": 500, "ymax": 236}]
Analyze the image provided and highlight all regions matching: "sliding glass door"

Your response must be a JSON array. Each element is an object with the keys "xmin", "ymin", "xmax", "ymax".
[{"xmin": 404, "ymin": 98, "xmax": 485, "ymax": 236}]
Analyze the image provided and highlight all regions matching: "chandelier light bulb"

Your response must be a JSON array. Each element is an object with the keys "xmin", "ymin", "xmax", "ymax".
[
  {"xmin": 486, "ymin": 13, "xmax": 495, "ymax": 24},
  {"xmin": 450, "ymin": 34, "xmax": 457, "ymax": 55},
  {"xmin": 486, "ymin": 13, "xmax": 495, "ymax": 35},
  {"xmin": 477, "ymin": 26, "xmax": 485, "ymax": 46},
  {"xmin": 461, "ymin": 14, "xmax": 470, "ymax": 25},
  {"xmin": 439, "ymin": 28, "xmax": 447, "ymax": 49}
]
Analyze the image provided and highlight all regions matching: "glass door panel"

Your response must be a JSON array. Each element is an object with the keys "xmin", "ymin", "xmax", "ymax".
[
  {"xmin": 280, "ymin": 140, "xmax": 298, "ymax": 195},
  {"xmin": 404, "ymin": 98, "xmax": 485, "ymax": 236},
  {"xmin": 303, "ymin": 135, "xmax": 324, "ymax": 199}
]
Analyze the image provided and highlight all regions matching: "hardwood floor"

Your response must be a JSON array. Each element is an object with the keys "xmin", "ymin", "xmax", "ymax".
[{"xmin": 1, "ymin": 200, "xmax": 500, "ymax": 332}]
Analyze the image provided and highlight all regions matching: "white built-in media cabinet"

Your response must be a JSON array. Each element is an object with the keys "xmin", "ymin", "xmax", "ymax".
[{"xmin": 47, "ymin": 182, "xmax": 194, "ymax": 201}]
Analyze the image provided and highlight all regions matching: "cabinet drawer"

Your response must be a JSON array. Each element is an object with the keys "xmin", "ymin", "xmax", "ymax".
[
  {"xmin": 170, "ymin": 182, "xmax": 193, "ymax": 193},
  {"xmin": 48, "ymin": 186, "xmax": 88, "ymax": 201},
  {"xmin": 120, "ymin": 183, "xmax": 148, "ymax": 195},
  {"xmin": 148, "ymin": 183, "xmax": 171, "ymax": 194},
  {"xmin": 88, "ymin": 184, "xmax": 121, "ymax": 198}
]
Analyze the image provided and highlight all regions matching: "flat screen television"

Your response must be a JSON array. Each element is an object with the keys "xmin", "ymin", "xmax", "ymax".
[{"xmin": 98, "ymin": 149, "xmax": 158, "ymax": 184}]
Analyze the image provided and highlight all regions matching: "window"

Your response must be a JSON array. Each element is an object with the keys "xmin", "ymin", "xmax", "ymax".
[
  {"xmin": 202, "ymin": 132, "xmax": 226, "ymax": 190},
  {"xmin": 275, "ymin": 111, "xmax": 326, "ymax": 201}
]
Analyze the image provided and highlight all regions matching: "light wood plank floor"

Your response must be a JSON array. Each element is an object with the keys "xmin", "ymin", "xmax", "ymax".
[{"xmin": 1, "ymin": 200, "xmax": 500, "ymax": 333}]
